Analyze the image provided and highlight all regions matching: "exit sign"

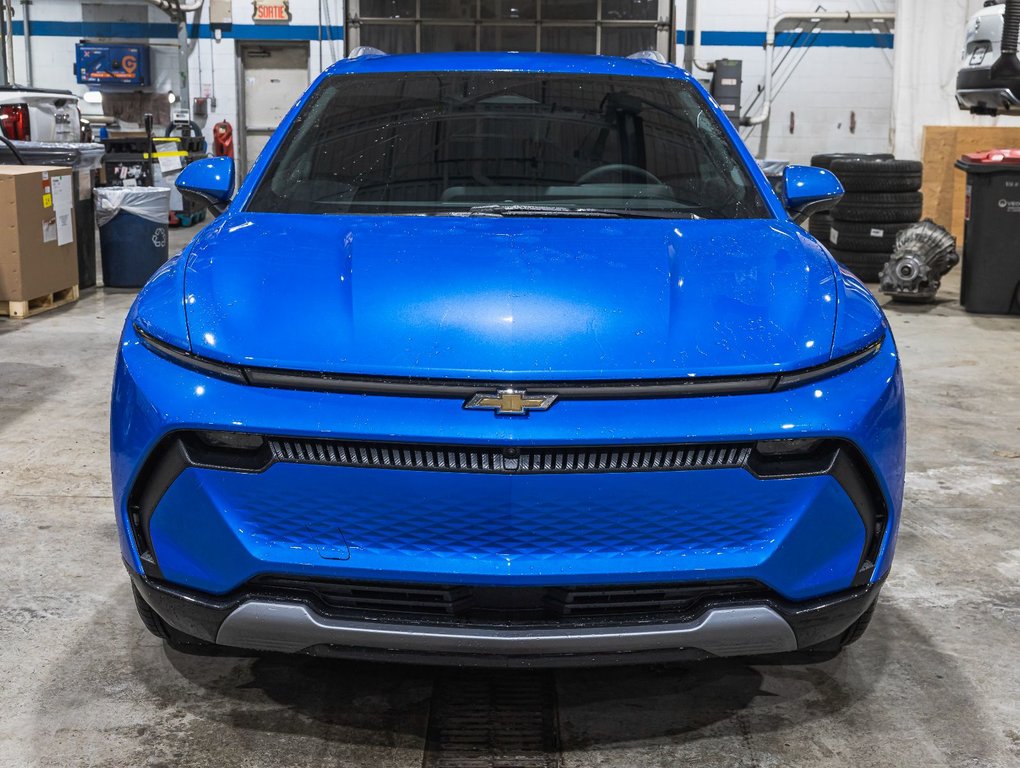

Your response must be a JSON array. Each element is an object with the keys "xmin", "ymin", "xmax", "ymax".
[{"xmin": 252, "ymin": 0, "xmax": 291, "ymax": 22}]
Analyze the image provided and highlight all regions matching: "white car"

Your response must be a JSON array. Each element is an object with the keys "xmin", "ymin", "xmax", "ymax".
[
  {"xmin": 957, "ymin": 1, "xmax": 1020, "ymax": 115},
  {"xmin": 0, "ymin": 85, "xmax": 83, "ymax": 143}
]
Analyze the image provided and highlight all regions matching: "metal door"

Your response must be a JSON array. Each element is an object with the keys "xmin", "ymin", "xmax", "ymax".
[
  {"xmin": 239, "ymin": 43, "xmax": 310, "ymax": 175},
  {"xmin": 346, "ymin": 0, "xmax": 675, "ymax": 61}
]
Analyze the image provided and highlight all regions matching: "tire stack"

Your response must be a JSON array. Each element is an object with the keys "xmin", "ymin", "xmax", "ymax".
[{"xmin": 808, "ymin": 154, "xmax": 924, "ymax": 282}]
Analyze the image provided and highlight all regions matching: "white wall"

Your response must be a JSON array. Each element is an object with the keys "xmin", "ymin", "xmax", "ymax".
[
  {"xmin": 11, "ymin": 0, "xmax": 1017, "ymax": 164},
  {"xmin": 11, "ymin": 0, "xmax": 85, "ymax": 99},
  {"xmin": 7, "ymin": 0, "xmax": 341, "ymax": 139},
  {"xmin": 184, "ymin": 0, "xmax": 343, "ymax": 141},
  {"xmin": 676, "ymin": 0, "xmax": 898, "ymax": 163}
]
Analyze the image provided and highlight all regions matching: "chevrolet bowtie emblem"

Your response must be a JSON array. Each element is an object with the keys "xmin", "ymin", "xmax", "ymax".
[{"xmin": 464, "ymin": 388, "xmax": 558, "ymax": 416}]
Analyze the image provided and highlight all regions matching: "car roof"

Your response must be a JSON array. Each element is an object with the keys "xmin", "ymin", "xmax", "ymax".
[{"xmin": 323, "ymin": 51, "xmax": 692, "ymax": 82}]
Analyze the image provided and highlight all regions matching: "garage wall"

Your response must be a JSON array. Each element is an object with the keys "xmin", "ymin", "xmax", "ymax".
[
  {"xmin": 180, "ymin": 0, "xmax": 342, "ymax": 158},
  {"xmin": 6, "ymin": 0, "xmax": 87, "ymax": 101},
  {"xmin": 10, "ymin": 0, "xmax": 992, "ymax": 166},
  {"xmin": 676, "ymin": 0, "xmax": 897, "ymax": 163},
  {"xmin": 5, "ymin": 0, "xmax": 341, "ymax": 138}
]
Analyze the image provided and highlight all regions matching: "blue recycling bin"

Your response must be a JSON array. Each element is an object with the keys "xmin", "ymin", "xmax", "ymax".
[{"xmin": 96, "ymin": 187, "xmax": 171, "ymax": 288}]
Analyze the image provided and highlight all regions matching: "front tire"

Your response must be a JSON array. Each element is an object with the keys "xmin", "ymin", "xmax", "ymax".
[
  {"xmin": 762, "ymin": 600, "xmax": 880, "ymax": 664},
  {"xmin": 804, "ymin": 599, "xmax": 879, "ymax": 655},
  {"xmin": 131, "ymin": 584, "xmax": 218, "ymax": 653}
]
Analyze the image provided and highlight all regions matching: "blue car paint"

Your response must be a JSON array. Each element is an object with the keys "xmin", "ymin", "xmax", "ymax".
[
  {"xmin": 180, "ymin": 216, "xmax": 842, "ymax": 379},
  {"xmin": 175, "ymin": 156, "xmax": 235, "ymax": 204},
  {"xmin": 779, "ymin": 165, "xmax": 845, "ymax": 218},
  {"xmin": 149, "ymin": 464, "xmax": 865, "ymax": 599},
  {"xmin": 112, "ymin": 319, "xmax": 904, "ymax": 597},
  {"xmin": 113, "ymin": 52, "xmax": 906, "ymax": 616},
  {"xmin": 132, "ymin": 254, "xmax": 191, "ymax": 351}
]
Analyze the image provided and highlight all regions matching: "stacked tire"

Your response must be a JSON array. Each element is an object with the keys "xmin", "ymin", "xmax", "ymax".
[{"xmin": 809, "ymin": 154, "xmax": 924, "ymax": 282}]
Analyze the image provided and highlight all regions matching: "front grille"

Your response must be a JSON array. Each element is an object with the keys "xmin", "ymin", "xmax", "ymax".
[
  {"xmin": 250, "ymin": 576, "xmax": 769, "ymax": 626},
  {"xmin": 268, "ymin": 438, "xmax": 753, "ymax": 475}
]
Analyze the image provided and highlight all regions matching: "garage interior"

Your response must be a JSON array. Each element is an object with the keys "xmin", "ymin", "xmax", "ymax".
[{"xmin": 1, "ymin": 1, "xmax": 1020, "ymax": 767}]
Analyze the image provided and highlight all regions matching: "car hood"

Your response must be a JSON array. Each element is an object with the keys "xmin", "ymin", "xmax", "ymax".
[{"xmin": 182, "ymin": 214, "xmax": 838, "ymax": 380}]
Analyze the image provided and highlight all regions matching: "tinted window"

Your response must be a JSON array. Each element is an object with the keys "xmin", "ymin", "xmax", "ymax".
[{"xmin": 248, "ymin": 72, "xmax": 769, "ymax": 220}]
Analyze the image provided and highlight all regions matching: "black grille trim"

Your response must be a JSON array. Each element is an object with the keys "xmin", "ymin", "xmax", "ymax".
[
  {"xmin": 249, "ymin": 575, "xmax": 770, "ymax": 626},
  {"xmin": 268, "ymin": 438, "xmax": 753, "ymax": 475}
]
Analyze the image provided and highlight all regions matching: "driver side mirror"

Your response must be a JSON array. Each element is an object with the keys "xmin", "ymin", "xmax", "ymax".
[
  {"xmin": 176, "ymin": 156, "xmax": 235, "ymax": 216},
  {"xmin": 780, "ymin": 165, "xmax": 844, "ymax": 224}
]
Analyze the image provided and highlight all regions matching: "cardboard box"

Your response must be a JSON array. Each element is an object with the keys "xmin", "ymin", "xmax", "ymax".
[
  {"xmin": 921, "ymin": 126, "xmax": 1020, "ymax": 245},
  {"xmin": 0, "ymin": 165, "xmax": 78, "ymax": 302}
]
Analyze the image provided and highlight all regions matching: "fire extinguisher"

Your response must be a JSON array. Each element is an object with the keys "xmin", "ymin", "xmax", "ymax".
[{"xmin": 213, "ymin": 120, "xmax": 234, "ymax": 159}]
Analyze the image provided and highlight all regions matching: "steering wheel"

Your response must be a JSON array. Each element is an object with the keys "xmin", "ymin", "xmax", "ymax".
[{"xmin": 576, "ymin": 164, "xmax": 664, "ymax": 186}]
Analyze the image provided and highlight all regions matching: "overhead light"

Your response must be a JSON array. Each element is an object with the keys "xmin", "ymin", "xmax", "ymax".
[
  {"xmin": 168, "ymin": 91, "xmax": 178, "ymax": 104},
  {"xmin": 82, "ymin": 90, "xmax": 103, "ymax": 104}
]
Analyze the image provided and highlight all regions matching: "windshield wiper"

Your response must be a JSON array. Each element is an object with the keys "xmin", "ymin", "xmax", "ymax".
[{"xmin": 462, "ymin": 204, "xmax": 699, "ymax": 220}]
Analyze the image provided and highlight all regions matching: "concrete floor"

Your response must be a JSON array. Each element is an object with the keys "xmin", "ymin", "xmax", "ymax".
[{"xmin": 1, "ymin": 225, "xmax": 1019, "ymax": 767}]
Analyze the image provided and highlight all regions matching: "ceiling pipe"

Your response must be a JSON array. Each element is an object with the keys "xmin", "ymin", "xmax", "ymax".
[
  {"xmin": 741, "ymin": 0, "xmax": 777, "ymax": 129},
  {"xmin": 146, "ymin": 0, "xmax": 204, "ymax": 16},
  {"xmin": 1, "ymin": 0, "xmax": 15, "ymax": 86},
  {"xmin": 20, "ymin": 0, "xmax": 31, "ymax": 86},
  {"xmin": 742, "ymin": 6, "xmax": 896, "ymax": 156},
  {"xmin": 688, "ymin": 0, "xmax": 715, "ymax": 73}
]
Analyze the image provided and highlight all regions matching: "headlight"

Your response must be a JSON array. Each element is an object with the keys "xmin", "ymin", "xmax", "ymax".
[
  {"xmin": 196, "ymin": 431, "xmax": 265, "ymax": 451},
  {"xmin": 136, "ymin": 326, "xmax": 247, "ymax": 384},
  {"xmin": 755, "ymin": 438, "xmax": 824, "ymax": 456},
  {"xmin": 774, "ymin": 339, "xmax": 883, "ymax": 391},
  {"xmin": 136, "ymin": 323, "xmax": 884, "ymax": 398}
]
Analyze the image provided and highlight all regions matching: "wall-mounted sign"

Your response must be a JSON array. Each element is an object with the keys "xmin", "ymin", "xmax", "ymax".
[
  {"xmin": 75, "ymin": 44, "xmax": 151, "ymax": 86},
  {"xmin": 252, "ymin": 0, "xmax": 291, "ymax": 22}
]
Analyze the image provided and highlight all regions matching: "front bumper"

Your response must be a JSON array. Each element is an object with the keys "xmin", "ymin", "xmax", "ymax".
[
  {"xmin": 113, "ymin": 322, "xmax": 904, "ymax": 609},
  {"xmin": 131, "ymin": 568, "xmax": 883, "ymax": 666}
]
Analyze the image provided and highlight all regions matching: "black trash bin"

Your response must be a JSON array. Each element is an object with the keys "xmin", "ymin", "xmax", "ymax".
[
  {"xmin": 95, "ymin": 187, "xmax": 171, "ymax": 288},
  {"xmin": 0, "ymin": 141, "xmax": 105, "ymax": 290},
  {"xmin": 955, "ymin": 149, "xmax": 1020, "ymax": 315}
]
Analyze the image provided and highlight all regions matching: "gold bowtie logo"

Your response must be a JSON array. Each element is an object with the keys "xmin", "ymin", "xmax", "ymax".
[{"xmin": 464, "ymin": 388, "xmax": 558, "ymax": 416}]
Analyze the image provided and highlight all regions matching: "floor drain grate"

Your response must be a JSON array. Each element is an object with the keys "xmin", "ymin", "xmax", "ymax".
[{"xmin": 423, "ymin": 670, "xmax": 561, "ymax": 768}]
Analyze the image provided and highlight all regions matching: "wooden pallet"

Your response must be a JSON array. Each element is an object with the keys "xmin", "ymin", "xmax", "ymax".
[{"xmin": 0, "ymin": 285, "xmax": 79, "ymax": 320}]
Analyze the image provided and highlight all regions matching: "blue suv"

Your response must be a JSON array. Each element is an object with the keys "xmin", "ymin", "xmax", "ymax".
[{"xmin": 113, "ymin": 51, "xmax": 905, "ymax": 666}]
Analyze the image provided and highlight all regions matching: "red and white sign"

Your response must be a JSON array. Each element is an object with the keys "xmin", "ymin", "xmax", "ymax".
[{"xmin": 252, "ymin": 0, "xmax": 291, "ymax": 22}]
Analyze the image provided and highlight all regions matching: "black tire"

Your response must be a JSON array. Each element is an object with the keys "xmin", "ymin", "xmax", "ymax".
[
  {"xmin": 828, "ymin": 247, "xmax": 891, "ymax": 282},
  {"xmin": 833, "ymin": 204, "xmax": 923, "ymax": 224},
  {"xmin": 810, "ymin": 152, "xmax": 894, "ymax": 171},
  {"xmin": 839, "ymin": 600, "xmax": 878, "ymax": 647},
  {"xmin": 830, "ymin": 158, "xmax": 923, "ymax": 193},
  {"xmin": 806, "ymin": 600, "xmax": 879, "ymax": 654},
  {"xmin": 763, "ymin": 600, "xmax": 879, "ymax": 663},
  {"xmin": 808, "ymin": 214, "xmax": 833, "ymax": 242},
  {"xmin": 132, "ymin": 584, "xmax": 169, "ymax": 639},
  {"xmin": 132, "ymin": 584, "xmax": 217, "ymax": 653},
  {"xmin": 836, "ymin": 171, "xmax": 923, "ymax": 194},
  {"xmin": 829, "ymin": 220, "xmax": 914, "ymax": 253},
  {"xmin": 832, "ymin": 191, "xmax": 923, "ymax": 224}
]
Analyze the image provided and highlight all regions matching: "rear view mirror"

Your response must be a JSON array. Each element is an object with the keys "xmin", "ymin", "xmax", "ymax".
[
  {"xmin": 780, "ymin": 165, "xmax": 844, "ymax": 224},
  {"xmin": 176, "ymin": 156, "xmax": 235, "ymax": 216}
]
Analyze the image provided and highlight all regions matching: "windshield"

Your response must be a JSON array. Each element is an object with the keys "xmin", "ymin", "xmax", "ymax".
[{"xmin": 247, "ymin": 71, "xmax": 770, "ymax": 220}]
